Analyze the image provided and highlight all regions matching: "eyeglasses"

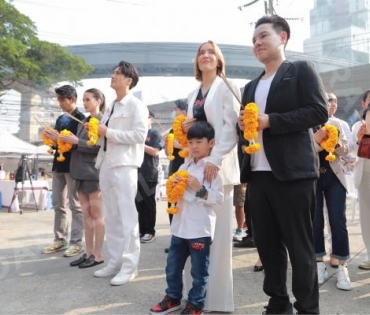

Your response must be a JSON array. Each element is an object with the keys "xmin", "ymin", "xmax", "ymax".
[{"xmin": 328, "ymin": 98, "xmax": 337, "ymax": 103}]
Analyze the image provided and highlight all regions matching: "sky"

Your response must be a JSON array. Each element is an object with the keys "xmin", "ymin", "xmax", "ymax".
[{"xmin": 2, "ymin": 0, "xmax": 314, "ymax": 133}]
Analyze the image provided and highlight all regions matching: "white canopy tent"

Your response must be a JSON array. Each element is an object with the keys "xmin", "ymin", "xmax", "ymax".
[{"xmin": 0, "ymin": 132, "xmax": 38, "ymax": 154}]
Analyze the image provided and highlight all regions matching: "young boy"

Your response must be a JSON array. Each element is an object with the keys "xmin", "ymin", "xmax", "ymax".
[{"xmin": 150, "ymin": 121, "xmax": 224, "ymax": 315}]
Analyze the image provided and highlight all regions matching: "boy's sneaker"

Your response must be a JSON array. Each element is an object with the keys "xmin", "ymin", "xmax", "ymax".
[
  {"xmin": 233, "ymin": 229, "xmax": 245, "ymax": 242},
  {"xmin": 63, "ymin": 244, "xmax": 83, "ymax": 257},
  {"xmin": 317, "ymin": 262, "xmax": 328, "ymax": 285},
  {"xmin": 150, "ymin": 295, "xmax": 181, "ymax": 315},
  {"xmin": 337, "ymin": 265, "xmax": 352, "ymax": 291},
  {"xmin": 41, "ymin": 240, "xmax": 67, "ymax": 254},
  {"xmin": 181, "ymin": 303, "xmax": 203, "ymax": 315},
  {"xmin": 141, "ymin": 234, "xmax": 156, "ymax": 243}
]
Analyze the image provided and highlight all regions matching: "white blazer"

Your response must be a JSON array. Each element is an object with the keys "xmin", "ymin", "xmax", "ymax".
[
  {"xmin": 187, "ymin": 76, "xmax": 240, "ymax": 186},
  {"xmin": 314, "ymin": 116, "xmax": 349, "ymax": 190}
]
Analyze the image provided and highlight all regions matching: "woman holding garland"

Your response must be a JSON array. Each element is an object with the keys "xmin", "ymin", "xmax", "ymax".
[
  {"xmin": 59, "ymin": 88, "xmax": 106, "ymax": 269},
  {"xmin": 182, "ymin": 40, "xmax": 240, "ymax": 312}
]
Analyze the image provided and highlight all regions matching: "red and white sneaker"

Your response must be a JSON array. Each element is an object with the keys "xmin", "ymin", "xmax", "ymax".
[{"xmin": 150, "ymin": 295, "xmax": 181, "ymax": 315}]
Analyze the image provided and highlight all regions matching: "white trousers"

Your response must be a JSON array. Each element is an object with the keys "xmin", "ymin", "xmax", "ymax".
[
  {"xmin": 99, "ymin": 160, "xmax": 140, "ymax": 274},
  {"xmin": 358, "ymin": 162, "xmax": 370, "ymax": 261}
]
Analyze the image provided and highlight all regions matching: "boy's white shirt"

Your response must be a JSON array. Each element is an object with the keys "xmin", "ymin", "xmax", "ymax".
[{"xmin": 170, "ymin": 156, "xmax": 224, "ymax": 240}]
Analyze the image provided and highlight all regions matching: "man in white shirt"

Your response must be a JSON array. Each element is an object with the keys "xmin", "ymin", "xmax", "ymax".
[{"xmin": 93, "ymin": 60, "xmax": 149, "ymax": 286}]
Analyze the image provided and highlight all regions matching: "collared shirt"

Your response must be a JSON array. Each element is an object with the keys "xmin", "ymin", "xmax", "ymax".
[{"xmin": 170, "ymin": 157, "xmax": 224, "ymax": 239}]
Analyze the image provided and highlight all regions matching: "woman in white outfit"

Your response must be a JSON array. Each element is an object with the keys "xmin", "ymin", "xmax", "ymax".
[
  {"xmin": 182, "ymin": 40, "xmax": 240, "ymax": 312},
  {"xmin": 352, "ymin": 89, "xmax": 370, "ymax": 270}
]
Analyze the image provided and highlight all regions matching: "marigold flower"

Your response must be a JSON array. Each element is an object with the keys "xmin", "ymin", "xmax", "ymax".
[
  {"xmin": 243, "ymin": 102, "xmax": 261, "ymax": 154},
  {"xmin": 57, "ymin": 129, "xmax": 73, "ymax": 162},
  {"xmin": 87, "ymin": 117, "xmax": 99, "ymax": 146},
  {"xmin": 42, "ymin": 127, "xmax": 55, "ymax": 154},
  {"xmin": 173, "ymin": 114, "xmax": 189, "ymax": 158},
  {"xmin": 166, "ymin": 170, "xmax": 189, "ymax": 214},
  {"xmin": 166, "ymin": 133, "xmax": 175, "ymax": 161},
  {"xmin": 320, "ymin": 124, "xmax": 339, "ymax": 162}
]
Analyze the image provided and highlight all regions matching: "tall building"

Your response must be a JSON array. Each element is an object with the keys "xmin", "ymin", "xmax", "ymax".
[{"xmin": 304, "ymin": 0, "xmax": 370, "ymax": 63}]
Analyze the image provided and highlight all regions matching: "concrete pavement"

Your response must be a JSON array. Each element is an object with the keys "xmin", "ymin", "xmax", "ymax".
[{"xmin": 0, "ymin": 199, "xmax": 369, "ymax": 314}]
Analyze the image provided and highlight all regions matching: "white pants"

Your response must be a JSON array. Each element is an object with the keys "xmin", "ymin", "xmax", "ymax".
[
  {"xmin": 99, "ymin": 160, "xmax": 140, "ymax": 274},
  {"xmin": 358, "ymin": 162, "xmax": 370, "ymax": 261}
]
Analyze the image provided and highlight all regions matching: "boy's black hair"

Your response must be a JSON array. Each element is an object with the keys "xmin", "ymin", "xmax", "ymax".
[
  {"xmin": 175, "ymin": 99, "xmax": 188, "ymax": 112},
  {"xmin": 255, "ymin": 15, "xmax": 291, "ymax": 41},
  {"xmin": 55, "ymin": 85, "xmax": 77, "ymax": 99},
  {"xmin": 113, "ymin": 60, "xmax": 139, "ymax": 89},
  {"xmin": 187, "ymin": 121, "xmax": 215, "ymax": 141}
]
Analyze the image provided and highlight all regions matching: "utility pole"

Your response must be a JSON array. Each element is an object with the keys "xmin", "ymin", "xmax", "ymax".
[{"xmin": 265, "ymin": 0, "xmax": 276, "ymax": 15}]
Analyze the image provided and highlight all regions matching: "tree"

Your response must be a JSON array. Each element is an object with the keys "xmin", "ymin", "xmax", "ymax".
[{"xmin": 0, "ymin": 0, "xmax": 93, "ymax": 91}]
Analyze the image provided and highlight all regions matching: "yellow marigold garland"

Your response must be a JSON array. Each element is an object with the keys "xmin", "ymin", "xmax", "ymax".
[
  {"xmin": 42, "ymin": 127, "xmax": 55, "ymax": 154},
  {"xmin": 87, "ymin": 117, "xmax": 99, "ymax": 146},
  {"xmin": 166, "ymin": 170, "xmax": 189, "ymax": 214},
  {"xmin": 57, "ymin": 129, "xmax": 73, "ymax": 162},
  {"xmin": 243, "ymin": 102, "xmax": 261, "ymax": 154},
  {"xmin": 320, "ymin": 124, "xmax": 339, "ymax": 162},
  {"xmin": 173, "ymin": 114, "xmax": 189, "ymax": 158},
  {"xmin": 166, "ymin": 133, "xmax": 175, "ymax": 161}
]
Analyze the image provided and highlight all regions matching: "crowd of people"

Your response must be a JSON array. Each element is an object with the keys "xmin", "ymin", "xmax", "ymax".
[{"xmin": 39, "ymin": 14, "xmax": 370, "ymax": 315}]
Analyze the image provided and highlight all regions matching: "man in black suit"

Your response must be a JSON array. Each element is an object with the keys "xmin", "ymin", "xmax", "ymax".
[{"xmin": 239, "ymin": 15, "xmax": 328, "ymax": 314}]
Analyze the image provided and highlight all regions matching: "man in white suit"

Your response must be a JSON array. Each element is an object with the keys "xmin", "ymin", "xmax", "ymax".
[{"xmin": 93, "ymin": 60, "xmax": 149, "ymax": 286}]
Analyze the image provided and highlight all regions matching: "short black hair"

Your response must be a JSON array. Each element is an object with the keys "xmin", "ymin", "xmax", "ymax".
[
  {"xmin": 175, "ymin": 99, "xmax": 188, "ymax": 112},
  {"xmin": 113, "ymin": 60, "xmax": 139, "ymax": 89},
  {"xmin": 149, "ymin": 110, "xmax": 155, "ymax": 118},
  {"xmin": 187, "ymin": 121, "xmax": 215, "ymax": 141},
  {"xmin": 255, "ymin": 15, "xmax": 290, "ymax": 41},
  {"xmin": 55, "ymin": 85, "xmax": 77, "ymax": 99}
]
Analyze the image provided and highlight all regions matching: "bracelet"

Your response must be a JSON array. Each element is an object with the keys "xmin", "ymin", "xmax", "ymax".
[{"xmin": 195, "ymin": 185, "xmax": 207, "ymax": 198}]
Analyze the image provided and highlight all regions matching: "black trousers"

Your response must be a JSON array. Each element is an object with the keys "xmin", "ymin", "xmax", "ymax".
[
  {"xmin": 243, "ymin": 186, "xmax": 253, "ymax": 237},
  {"xmin": 247, "ymin": 172, "xmax": 319, "ymax": 314},
  {"xmin": 135, "ymin": 179, "xmax": 157, "ymax": 236}
]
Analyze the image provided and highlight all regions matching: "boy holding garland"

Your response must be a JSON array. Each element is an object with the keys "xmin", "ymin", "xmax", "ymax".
[{"xmin": 150, "ymin": 121, "xmax": 223, "ymax": 315}]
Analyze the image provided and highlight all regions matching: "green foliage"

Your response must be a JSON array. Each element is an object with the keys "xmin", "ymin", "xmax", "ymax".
[{"xmin": 0, "ymin": 0, "xmax": 93, "ymax": 91}]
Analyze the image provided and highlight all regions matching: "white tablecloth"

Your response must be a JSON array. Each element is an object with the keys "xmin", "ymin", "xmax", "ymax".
[{"xmin": 0, "ymin": 179, "xmax": 50, "ymax": 211}]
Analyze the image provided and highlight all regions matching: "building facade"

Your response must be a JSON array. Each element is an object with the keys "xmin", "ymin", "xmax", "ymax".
[{"xmin": 304, "ymin": 0, "xmax": 370, "ymax": 63}]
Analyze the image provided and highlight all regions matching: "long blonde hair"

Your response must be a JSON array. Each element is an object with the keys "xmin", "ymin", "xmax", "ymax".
[{"xmin": 194, "ymin": 40, "xmax": 225, "ymax": 82}]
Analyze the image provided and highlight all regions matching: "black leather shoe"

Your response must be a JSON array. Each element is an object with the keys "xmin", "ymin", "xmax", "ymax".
[
  {"xmin": 70, "ymin": 253, "xmax": 87, "ymax": 267},
  {"xmin": 78, "ymin": 255, "xmax": 104, "ymax": 268},
  {"xmin": 234, "ymin": 236, "xmax": 256, "ymax": 248},
  {"xmin": 254, "ymin": 265, "xmax": 264, "ymax": 272},
  {"xmin": 164, "ymin": 248, "xmax": 169, "ymax": 254}
]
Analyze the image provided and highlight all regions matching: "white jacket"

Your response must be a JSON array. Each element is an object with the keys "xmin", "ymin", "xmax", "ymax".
[
  {"xmin": 95, "ymin": 93, "xmax": 149, "ymax": 169},
  {"xmin": 187, "ymin": 76, "xmax": 240, "ymax": 186},
  {"xmin": 314, "ymin": 116, "xmax": 349, "ymax": 190}
]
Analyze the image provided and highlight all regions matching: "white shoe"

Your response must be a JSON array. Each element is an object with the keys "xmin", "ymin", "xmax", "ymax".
[
  {"xmin": 94, "ymin": 266, "xmax": 119, "ymax": 278},
  {"xmin": 337, "ymin": 265, "xmax": 352, "ymax": 291},
  {"xmin": 233, "ymin": 229, "xmax": 245, "ymax": 242},
  {"xmin": 317, "ymin": 262, "xmax": 328, "ymax": 285},
  {"xmin": 140, "ymin": 234, "xmax": 156, "ymax": 243},
  {"xmin": 110, "ymin": 270, "xmax": 138, "ymax": 286}
]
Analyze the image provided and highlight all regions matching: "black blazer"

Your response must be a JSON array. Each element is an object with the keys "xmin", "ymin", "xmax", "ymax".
[{"xmin": 240, "ymin": 60, "xmax": 328, "ymax": 182}]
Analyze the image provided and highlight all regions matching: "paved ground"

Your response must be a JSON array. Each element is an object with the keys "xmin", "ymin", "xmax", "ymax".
[{"xmin": 0, "ymin": 199, "xmax": 369, "ymax": 314}]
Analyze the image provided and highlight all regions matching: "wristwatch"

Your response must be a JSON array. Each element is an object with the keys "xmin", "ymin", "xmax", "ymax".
[{"xmin": 195, "ymin": 185, "xmax": 207, "ymax": 198}]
